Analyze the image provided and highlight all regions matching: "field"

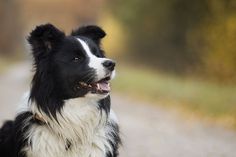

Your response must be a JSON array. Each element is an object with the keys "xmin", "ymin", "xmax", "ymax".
[{"xmin": 112, "ymin": 65, "xmax": 236, "ymax": 128}]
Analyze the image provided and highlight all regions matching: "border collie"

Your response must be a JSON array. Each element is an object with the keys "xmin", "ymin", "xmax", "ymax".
[{"xmin": 0, "ymin": 24, "xmax": 121, "ymax": 157}]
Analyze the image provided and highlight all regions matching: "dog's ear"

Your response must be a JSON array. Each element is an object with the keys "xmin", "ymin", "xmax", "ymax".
[
  {"xmin": 71, "ymin": 25, "xmax": 106, "ymax": 44},
  {"xmin": 28, "ymin": 24, "xmax": 65, "ymax": 62}
]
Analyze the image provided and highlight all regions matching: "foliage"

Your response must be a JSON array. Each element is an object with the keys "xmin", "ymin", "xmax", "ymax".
[{"xmin": 109, "ymin": 0, "xmax": 236, "ymax": 81}]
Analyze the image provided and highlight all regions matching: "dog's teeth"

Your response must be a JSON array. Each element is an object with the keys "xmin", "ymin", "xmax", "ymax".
[
  {"xmin": 88, "ymin": 84, "xmax": 92, "ymax": 88},
  {"xmin": 97, "ymin": 83, "xmax": 100, "ymax": 89}
]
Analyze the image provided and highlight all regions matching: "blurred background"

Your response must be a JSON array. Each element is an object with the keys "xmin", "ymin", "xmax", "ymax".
[{"xmin": 1, "ymin": 0, "xmax": 236, "ymax": 156}]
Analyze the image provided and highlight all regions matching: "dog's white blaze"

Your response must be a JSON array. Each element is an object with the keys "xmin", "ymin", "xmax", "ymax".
[
  {"xmin": 77, "ymin": 38, "xmax": 108, "ymax": 81},
  {"xmin": 22, "ymin": 94, "xmax": 117, "ymax": 157}
]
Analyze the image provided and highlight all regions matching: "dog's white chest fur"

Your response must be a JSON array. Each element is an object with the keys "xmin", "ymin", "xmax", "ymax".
[{"xmin": 23, "ymin": 97, "xmax": 116, "ymax": 157}]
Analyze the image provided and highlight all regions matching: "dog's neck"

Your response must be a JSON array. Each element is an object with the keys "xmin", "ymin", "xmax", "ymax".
[
  {"xmin": 30, "ymin": 96, "xmax": 109, "ymax": 136},
  {"xmin": 23, "ymin": 96, "xmax": 113, "ymax": 157}
]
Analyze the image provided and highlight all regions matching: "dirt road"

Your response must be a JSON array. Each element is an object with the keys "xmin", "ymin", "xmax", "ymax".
[{"xmin": 1, "ymin": 62, "xmax": 236, "ymax": 157}]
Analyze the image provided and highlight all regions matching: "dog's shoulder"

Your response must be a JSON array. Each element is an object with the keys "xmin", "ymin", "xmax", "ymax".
[
  {"xmin": 0, "ymin": 112, "xmax": 33, "ymax": 157},
  {"xmin": 0, "ymin": 120, "xmax": 15, "ymax": 156}
]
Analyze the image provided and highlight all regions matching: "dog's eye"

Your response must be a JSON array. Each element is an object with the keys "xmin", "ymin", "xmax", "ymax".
[{"xmin": 73, "ymin": 57, "xmax": 80, "ymax": 62}]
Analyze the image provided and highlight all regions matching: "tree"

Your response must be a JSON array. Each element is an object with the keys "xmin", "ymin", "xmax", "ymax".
[{"xmin": 0, "ymin": 0, "xmax": 22, "ymax": 55}]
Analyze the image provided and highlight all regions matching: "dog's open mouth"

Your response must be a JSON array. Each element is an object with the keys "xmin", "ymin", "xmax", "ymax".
[{"xmin": 78, "ymin": 76, "xmax": 111, "ymax": 94}]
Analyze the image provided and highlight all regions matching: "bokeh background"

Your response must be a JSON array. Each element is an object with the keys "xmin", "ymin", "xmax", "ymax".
[{"xmin": 1, "ymin": 0, "xmax": 236, "ymax": 156}]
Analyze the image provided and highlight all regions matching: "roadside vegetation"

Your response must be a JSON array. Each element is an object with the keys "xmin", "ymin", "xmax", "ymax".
[
  {"xmin": 0, "ymin": 58, "xmax": 12, "ymax": 73},
  {"xmin": 112, "ymin": 65, "xmax": 236, "ymax": 128},
  {"xmin": 0, "ymin": 56, "xmax": 23, "ymax": 74}
]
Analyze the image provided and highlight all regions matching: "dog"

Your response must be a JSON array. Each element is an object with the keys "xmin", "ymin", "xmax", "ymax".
[{"xmin": 0, "ymin": 24, "xmax": 121, "ymax": 157}]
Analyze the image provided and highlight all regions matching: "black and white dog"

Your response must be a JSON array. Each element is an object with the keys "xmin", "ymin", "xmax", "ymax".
[{"xmin": 0, "ymin": 24, "xmax": 121, "ymax": 157}]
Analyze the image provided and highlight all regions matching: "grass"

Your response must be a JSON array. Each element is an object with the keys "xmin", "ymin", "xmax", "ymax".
[
  {"xmin": 0, "ymin": 58, "xmax": 12, "ymax": 73},
  {"xmin": 0, "ymin": 55, "xmax": 24, "ymax": 74},
  {"xmin": 112, "ymin": 64, "xmax": 236, "ymax": 127}
]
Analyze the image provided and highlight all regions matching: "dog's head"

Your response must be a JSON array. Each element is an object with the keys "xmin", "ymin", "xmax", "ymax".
[{"xmin": 28, "ymin": 24, "xmax": 115, "ymax": 104}]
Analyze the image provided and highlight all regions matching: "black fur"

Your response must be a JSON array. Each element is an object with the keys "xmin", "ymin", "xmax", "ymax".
[
  {"xmin": 0, "ymin": 112, "xmax": 34, "ymax": 157},
  {"xmin": 106, "ymin": 122, "xmax": 121, "ymax": 157},
  {"xmin": 71, "ymin": 25, "xmax": 106, "ymax": 44},
  {"xmin": 0, "ymin": 23, "xmax": 121, "ymax": 157}
]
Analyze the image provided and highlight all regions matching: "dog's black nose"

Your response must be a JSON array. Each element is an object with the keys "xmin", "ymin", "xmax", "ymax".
[{"xmin": 103, "ymin": 60, "xmax": 116, "ymax": 71}]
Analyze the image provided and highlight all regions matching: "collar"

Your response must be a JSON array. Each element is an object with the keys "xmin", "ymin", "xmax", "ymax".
[{"xmin": 33, "ymin": 113, "xmax": 47, "ymax": 124}]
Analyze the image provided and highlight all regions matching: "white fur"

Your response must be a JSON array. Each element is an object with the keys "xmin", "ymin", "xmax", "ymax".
[
  {"xmin": 17, "ymin": 91, "xmax": 31, "ymax": 113},
  {"xmin": 21, "ymin": 93, "xmax": 118, "ymax": 157},
  {"xmin": 76, "ymin": 38, "xmax": 114, "ymax": 81},
  {"xmin": 19, "ymin": 37, "xmax": 118, "ymax": 157},
  {"xmin": 109, "ymin": 109, "xmax": 118, "ymax": 123}
]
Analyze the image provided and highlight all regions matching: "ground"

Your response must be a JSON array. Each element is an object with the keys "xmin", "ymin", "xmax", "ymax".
[{"xmin": 1, "ymin": 62, "xmax": 236, "ymax": 157}]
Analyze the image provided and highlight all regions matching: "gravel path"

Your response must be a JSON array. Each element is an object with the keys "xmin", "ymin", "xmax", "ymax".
[
  {"xmin": 1, "ymin": 62, "xmax": 236, "ymax": 157},
  {"xmin": 112, "ymin": 96, "xmax": 236, "ymax": 157}
]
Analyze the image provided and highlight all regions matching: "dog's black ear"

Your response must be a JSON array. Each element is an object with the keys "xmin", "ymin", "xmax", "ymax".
[
  {"xmin": 71, "ymin": 25, "xmax": 106, "ymax": 44},
  {"xmin": 28, "ymin": 24, "xmax": 65, "ymax": 62}
]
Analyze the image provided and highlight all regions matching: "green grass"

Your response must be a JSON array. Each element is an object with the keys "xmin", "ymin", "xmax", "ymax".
[{"xmin": 112, "ymin": 65, "xmax": 236, "ymax": 124}]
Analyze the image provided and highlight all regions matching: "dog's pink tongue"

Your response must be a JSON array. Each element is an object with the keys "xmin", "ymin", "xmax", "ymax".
[{"xmin": 98, "ymin": 82, "xmax": 110, "ymax": 91}]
